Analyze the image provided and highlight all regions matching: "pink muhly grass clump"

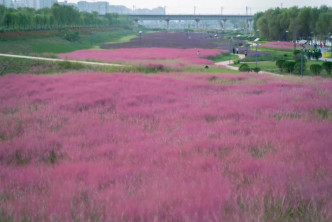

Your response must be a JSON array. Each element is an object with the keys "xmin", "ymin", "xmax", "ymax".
[{"xmin": 0, "ymin": 72, "xmax": 331, "ymax": 221}]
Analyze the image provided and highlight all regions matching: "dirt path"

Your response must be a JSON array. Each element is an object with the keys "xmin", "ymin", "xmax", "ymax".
[{"xmin": 0, "ymin": 53, "xmax": 125, "ymax": 67}]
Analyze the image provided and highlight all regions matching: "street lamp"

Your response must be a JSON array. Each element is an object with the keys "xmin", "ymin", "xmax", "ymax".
[
  {"xmin": 285, "ymin": 30, "xmax": 289, "ymax": 41},
  {"xmin": 229, "ymin": 38, "xmax": 233, "ymax": 65},
  {"xmin": 139, "ymin": 31, "xmax": 142, "ymax": 43},
  {"xmin": 299, "ymin": 40, "xmax": 307, "ymax": 76},
  {"xmin": 254, "ymin": 37, "xmax": 260, "ymax": 68}
]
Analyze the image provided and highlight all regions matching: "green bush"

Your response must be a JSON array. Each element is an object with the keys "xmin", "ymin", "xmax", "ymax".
[
  {"xmin": 310, "ymin": 64, "xmax": 323, "ymax": 75},
  {"xmin": 276, "ymin": 59, "xmax": 285, "ymax": 72},
  {"xmin": 322, "ymin": 62, "xmax": 332, "ymax": 75},
  {"xmin": 282, "ymin": 61, "xmax": 296, "ymax": 73},
  {"xmin": 233, "ymin": 60, "xmax": 240, "ymax": 65},
  {"xmin": 239, "ymin": 63, "xmax": 251, "ymax": 72},
  {"xmin": 252, "ymin": 67, "xmax": 261, "ymax": 73},
  {"xmin": 59, "ymin": 29, "xmax": 80, "ymax": 42}
]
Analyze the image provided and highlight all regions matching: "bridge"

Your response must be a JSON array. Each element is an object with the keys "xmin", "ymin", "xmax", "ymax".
[{"xmin": 128, "ymin": 14, "xmax": 254, "ymax": 30}]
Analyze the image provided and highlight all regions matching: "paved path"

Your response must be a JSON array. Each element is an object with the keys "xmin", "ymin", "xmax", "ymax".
[
  {"xmin": 215, "ymin": 54, "xmax": 281, "ymax": 76},
  {"xmin": 215, "ymin": 54, "xmax": 245, "ymax": 70},
  {"xmin": 0, "ymin": 53, "xmax": 125, "ymax": 67},
  {"xmin": 319, "ymin": 57, "xmax": 332, "ymax": 62}
]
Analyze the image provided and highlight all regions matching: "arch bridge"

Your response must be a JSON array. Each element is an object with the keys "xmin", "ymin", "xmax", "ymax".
[{"xmin": 128, "ymin": 14, "xmax": 253, "ymax": 30}]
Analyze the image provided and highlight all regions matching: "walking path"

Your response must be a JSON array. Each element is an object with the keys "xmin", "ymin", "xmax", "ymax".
[
  {"xmin": 319, "ymin": 57, "xmax": 332, "ymax": 62},
  {"xmin": 0, "ymin": 53, "xmax": 125, "ymax": 67},
  {"xmin": 215, "ymin": 54, "xmax": 281, "ymax": 77},
  {"xmin": 215, "ymin": 54, "xmax": 245, "ymax": 70}
]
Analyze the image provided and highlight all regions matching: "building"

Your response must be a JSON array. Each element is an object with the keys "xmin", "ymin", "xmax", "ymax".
[
  {"xmin": 0, "ymin": 0, "xmax": 12, "ymax": 8},
  {"xmin": 37, "ymin": 0, "xmax": 57, "ymax": 9},
  {"xmin": 77, "ymin": 1, "xmax": 109, "ymax": 15},
  {"xmin": 58, "ymin": 0, "xmax": 76, "ymax": 8},
  {"xmin": 12, "ymin": 0, "xmax": 27, "ymax": 8}
]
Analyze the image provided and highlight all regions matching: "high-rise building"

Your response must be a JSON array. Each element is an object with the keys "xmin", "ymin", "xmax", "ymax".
[
  {"xmin": 12, "ymin": 0, "xmax": 27, "ymax": 8},
  {"xmin": 77, "ymin": 1, "xmax": 109, "ymax": 15},
  {"xmin": 37, "ymin": 0, "xmax": 56, "ymax": 9}
]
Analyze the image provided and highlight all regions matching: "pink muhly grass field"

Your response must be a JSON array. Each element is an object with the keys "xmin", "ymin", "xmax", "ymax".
[
  {"xmin": 261, "ymin": 41, "xmax": 299, "ymax": 50},
  {"xmin": 59, "ymin": 48, "xmax": 223, "ymax": 66},
  {"xmin": 0, "ymin": 72, "xmax": 332, "ymax": 221}
]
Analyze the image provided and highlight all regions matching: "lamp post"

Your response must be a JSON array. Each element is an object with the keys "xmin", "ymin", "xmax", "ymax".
[
  {"xmin": 299, "ymin": 41, "xmax": 307, "ymax": 76},
  {"xmin": 139, "ymin": 31, "xmax": 142, "ymax": 43},
  {"xmin": 229, "ymin": 38, "xmax": 233, "ymax": 65},
  {"xmin": 285, "ymin": 30, "xmax": 289, "ymax": 41},
  {"xmin": 254, "ymin": 35, "xmax": 260, "ymax": 68}
]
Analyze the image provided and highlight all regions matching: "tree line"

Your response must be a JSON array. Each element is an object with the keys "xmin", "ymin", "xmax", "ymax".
[
  {"xmin": 253, "ymin": 5, "xmax": 332, "ymax": 42},
  {"xmin": 0, "ymin": 3, "xmax": 133, "ymax": 31}
]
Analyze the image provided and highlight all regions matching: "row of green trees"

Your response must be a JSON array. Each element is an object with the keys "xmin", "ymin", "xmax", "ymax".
[
  {"xmin": 0, "ymin": 4, "xmax": 132, "ymax": 31},
  {"xmin": 253, "ymin": 5, "xmax": 332, "ymax": 41}
]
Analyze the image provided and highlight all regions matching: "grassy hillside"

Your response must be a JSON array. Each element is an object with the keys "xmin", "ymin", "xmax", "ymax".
[{"xmin": 0, "ymin": 28, "xmax": 137, "ymax": 55}]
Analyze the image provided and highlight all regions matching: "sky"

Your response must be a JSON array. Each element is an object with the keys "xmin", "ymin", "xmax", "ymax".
[{"xmin": 63, "ymin": 0, "xmax": 332, "ymax": 14}]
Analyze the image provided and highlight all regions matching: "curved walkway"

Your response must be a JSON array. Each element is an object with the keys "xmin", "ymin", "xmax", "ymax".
[
  {"xmin": 215, "ymin": 53, "xmax": 281, "ymax": 76},
  {"xmin": 0, "ymin": 53, "xmax": 126, "ymax": 67}
]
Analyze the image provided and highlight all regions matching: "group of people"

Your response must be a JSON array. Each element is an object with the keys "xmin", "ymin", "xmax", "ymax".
[
  {"xmin": 232, "ymin": 47, "xmax": 247, "ymax": 57},
  {"xmin": 232, "ymin": 47, "xmax": 239, "ymax": 54}
]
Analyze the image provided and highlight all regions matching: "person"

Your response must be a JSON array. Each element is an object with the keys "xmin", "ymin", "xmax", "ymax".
[
  {"xmin": 196, "ymin": 50, "xmax": 200, "ymax": 57},
  {"xmin": 236, "ymin": 48, "xmax": 239, "ymax": 54},
  {"xmin": 320, "ymin": 42, "xmax": 323, "ymax": 48},
  {"xmin": 232, "ymin": 48, "xmax": 235, "ymax": 54},
  {"xmin": 244, "ymin": 50, "xmax": 247, "ymax": 57}
]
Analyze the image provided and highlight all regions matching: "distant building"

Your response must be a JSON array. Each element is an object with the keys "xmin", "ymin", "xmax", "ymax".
[
  {"xmin": 12, "ymin": 0, "xmax": 27, "ymax": 8},
  {"xmin": 0, "ymin": 0, "xmax": 12, "ymax": 8},
  {"xmin": 77, "ymin": 1, "xmax": 108, "ymax": 15},
  {"xmin": 37, "ymin": 0, "xmax": 57, "ymax": 9},
  {"xmin": 58, "ymin": 0, "xmax": 76, "ymax": 8}
]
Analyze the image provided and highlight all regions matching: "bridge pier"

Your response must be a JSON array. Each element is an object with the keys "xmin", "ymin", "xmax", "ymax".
[
  {"xmin": 220, "ymin": 19, "xmax": 227, "ymax": 31},
  {"xmin": 195, "ymin": 19, "xmax": 200, "ymax": 30},
  {"xmin": 165, "ymin": 19, "xmax": 170, "ymax": 30},
  {"xmin": 134, "ymin": 19, "xmax": 139, "ymax": 28},
  {"xmin": 246, "ymin": 19, "xmax": 253, "ymax": 32}
]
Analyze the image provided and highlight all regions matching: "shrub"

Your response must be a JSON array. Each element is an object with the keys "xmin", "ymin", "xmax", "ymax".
[
  {"xmin": 322, "ymin": 62, "xmax": 332, "ymax": 75},
  {"xmin": 239, "ymin": 63, "xmax": 251, "ymax": 72},
  {"xmin": 310, "ymin": 64, "xmax": 323, "ymax": 75},
  {"xmin": 276, "ymin": 59, "xmax": 285, "ymax": 72},
  {"xmin": 59, "ymin": 29, "xmax": 80, "ymax": 42},
  {"xmin": 233, "ymin": 60, "xmax": 240, "ymax": 65},
  {"xmin": 252, "ymin": 67, "xmax": 261, "ymax": 73},
  {"xmin": 282, "ymin": 61, "xmax": 296, "ymax": 73}
]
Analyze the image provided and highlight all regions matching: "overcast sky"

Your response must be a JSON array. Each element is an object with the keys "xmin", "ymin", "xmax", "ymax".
[{"xmin": 63, "ymin": 0, "xmax": 332, "ymax": 14}]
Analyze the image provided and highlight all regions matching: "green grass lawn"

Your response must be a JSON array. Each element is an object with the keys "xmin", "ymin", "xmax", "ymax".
[
  {"xmin": 241, "ymin": 47, "xmax": 294, "ymax": 62},
  {"xmin": 183, "ymin": 65, "xmax": 240, "ymax": 74},
  {"xmin": 0, "ymin": 28, "xmax": 136, "ymax": 55},
  {"xmin": 208, "ymin": 53, "xmax": 239, "ymax": 63},
  {"xmin": 232, "ymin": 60, "xmax": 330, "ymax": 76}
]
